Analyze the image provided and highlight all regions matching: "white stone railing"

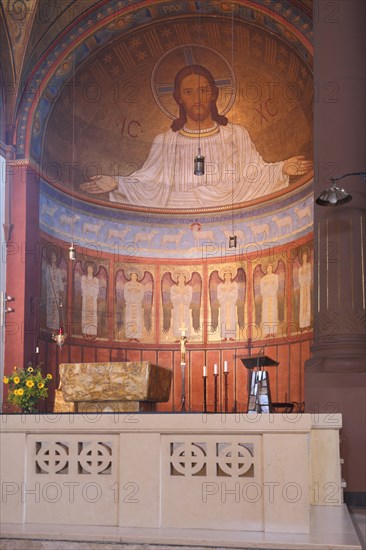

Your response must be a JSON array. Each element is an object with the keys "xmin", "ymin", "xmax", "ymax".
[{"xmin": 0, "ymin": 412, "xmax": 342, "ymax": 534}]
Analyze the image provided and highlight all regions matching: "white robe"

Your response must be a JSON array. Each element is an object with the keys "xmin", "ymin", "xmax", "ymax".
[
  {"xmin": 298, "ymin": 262, "xmax": 311, "ymax": 328},
  {"xmin": 46, "ymin": 264, "xmax": 64, "ymax": 330},
  {"xmin": 81, "ymin": 275, "xmax": 99, "ymax": 336},
  {"xmin": 217, "ymin": 280, "xmax": 238, "ymax": 339},
  {"xmin": 124, "ymin": 280, "xmax": 144, "ymax": 339},
  {"xmin": 260, "ymin": 272, "xmax": 279, "ymax": 336},
  {"xmin": 170, "ymin": 283, "xmax": 193, "ymax": 337},
  {"xmin": 110, "ymin": 123, "xmax": 289, "ymax": 208}
]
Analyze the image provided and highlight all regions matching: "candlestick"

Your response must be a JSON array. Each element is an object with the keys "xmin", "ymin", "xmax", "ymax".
[
  {"xmin": 203, "ymin": 374, "xmax": 207, "ymax": 413},
  {"xmin": 224, "ymin": 371, "xmax": 229, "ymax": 413},
  {"xmin": 214, "ymin": 373, "xmax": 219, "ymax": 412},
  {"xmin": 180, "ymin": 362, "xmax": 187, "ymax": 412}
]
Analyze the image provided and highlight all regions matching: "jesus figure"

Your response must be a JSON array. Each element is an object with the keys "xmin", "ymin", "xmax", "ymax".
[{"xmin": 80, "ymin": 65, "xmax": 312, "ymax": 209}]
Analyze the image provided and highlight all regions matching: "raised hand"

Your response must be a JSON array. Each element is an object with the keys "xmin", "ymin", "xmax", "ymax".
[{"xmin": 283, "ymin": 155, "xmax": 313, "ymax": 177}]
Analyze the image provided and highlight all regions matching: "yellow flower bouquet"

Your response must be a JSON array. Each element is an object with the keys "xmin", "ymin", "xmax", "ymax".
[{"xmin": 3, "ymin": 363, "xmax": 52, "ymax": 413}]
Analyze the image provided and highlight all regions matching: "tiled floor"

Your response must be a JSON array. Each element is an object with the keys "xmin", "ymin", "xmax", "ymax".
[{"xmin": 0, "ymin": 505, "xmax": 364, "ymax": 550}]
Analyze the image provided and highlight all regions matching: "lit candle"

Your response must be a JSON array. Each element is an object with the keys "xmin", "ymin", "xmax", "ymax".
[
  {"xmin": 203, "ymin": 365, "xmax": 207, "ymax": 377},
  {"xmin": 224, "ymin": 361, "xmax": 228, "ymax": 373},
  {"xmin": 180, "ymin": 327, "xmax": 186, "ymax": 337},
  {"xmin": 214, "ymin": 363, "xmax": 218, "ymax": 375}
]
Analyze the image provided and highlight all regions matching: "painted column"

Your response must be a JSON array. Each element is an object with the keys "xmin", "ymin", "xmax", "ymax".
[{"xmin": 305, "ymin": 0, "xmax": 366, "ymax": 503}]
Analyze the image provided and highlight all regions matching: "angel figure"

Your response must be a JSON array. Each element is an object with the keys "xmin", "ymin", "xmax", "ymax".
[
  {"xmin": 253, "ymin": 261, "xmax": 286, "ymax": 338},
  {"xmin": 209, "ymin": 266, "xmax": 246, "ymax": 340},
  {"xmin": 42, "ymin": 247, "xmax": 67, "ymax": 331},
  {"xmin": 73, "ymin": 260, "xmax": 108, "ymax": 338},
  {"xmin": 81, "ymin": 263, "xmax": 99, "ymax": 336},
  {"xmin": 161, "ymin": 269, "xmax": 202, "ymax": 338},
  {"xmin": 115, "ymin": 266, "xmax": 153, "ymax": 341},
  {"xmin": 292, "ymin": 248, "xmax": 312, "ymax": 330}
]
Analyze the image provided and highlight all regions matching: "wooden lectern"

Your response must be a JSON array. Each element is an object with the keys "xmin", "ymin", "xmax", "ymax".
[{"xmin": 241, "ymin": 355, "xmax": 278, "ymax": 413}]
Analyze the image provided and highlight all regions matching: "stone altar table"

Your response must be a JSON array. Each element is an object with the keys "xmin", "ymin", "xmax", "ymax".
[{"xmin": 59, "ymin": 361, "xmax": 172, "ymax": 412}]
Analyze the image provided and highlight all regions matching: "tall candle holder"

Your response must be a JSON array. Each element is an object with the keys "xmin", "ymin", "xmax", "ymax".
[
  {"xmin": 214, "ymin": 373, "xmax": 219, "ymax": 412},
  {"xmin": 178, "ymin": 331, "xmax": 188, "ymax": 412},
  {"xmin": 224, "ymin": 371, "xmax": 229, "ymax": 413},
  {"xmin": 180, "ymin": 362, "xmax": 187, "ymax": 412},
  {"xmin": 203, "ymin": 367, "xmax": 207, "ymax": 413}
]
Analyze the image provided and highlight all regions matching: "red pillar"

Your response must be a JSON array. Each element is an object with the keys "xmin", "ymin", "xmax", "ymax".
[{"xmin": 4, "ymin": 161, "xmax": 40, "ymax": 377}]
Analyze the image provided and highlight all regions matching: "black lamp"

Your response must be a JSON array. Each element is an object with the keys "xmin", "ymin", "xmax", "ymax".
[
  {"xmin": 316, "ymin": 171, "xmax": 366, "ymax": 206},
  {"xmin": 194, "ymin": 147, "xmax": 205, "ymax": 176},
  {"xmin": 68, "ymin": 242, "xmax": 76, "ymax": 261}
]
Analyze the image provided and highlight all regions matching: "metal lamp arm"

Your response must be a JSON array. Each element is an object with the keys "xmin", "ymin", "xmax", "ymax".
[{"xmin": 331, "ymin": 171, "xmax": 366, "ymax": 184}]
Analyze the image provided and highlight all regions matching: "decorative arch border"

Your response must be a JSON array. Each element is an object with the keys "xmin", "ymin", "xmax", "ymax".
[{"xmin": 15, "ymin": 0, "xmax": 313, "ymax": 160}]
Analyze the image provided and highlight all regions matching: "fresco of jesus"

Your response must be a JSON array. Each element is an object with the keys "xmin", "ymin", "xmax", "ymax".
[{"xmin": 80, "ymin": 65, "xmax": 312, "ymax": 209}]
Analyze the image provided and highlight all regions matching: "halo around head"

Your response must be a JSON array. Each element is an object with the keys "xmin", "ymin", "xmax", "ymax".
[
  {"xmin": 151, "ymin": 44, "xmax": 236, "ymax": 120},
  {"xmin": 84, "ymin": 261, "xmax": 97, "ymax": 275},
  {"xmin": 124, "ymin": 266, "xmax": 144, "ymax": 281},
  {"xmin": 171, "ymin": 268, "xmax": 191, "ymax": 283},
  {"xmin": 218, "ymin": 265, "xmax": 237, "ymax": 280}
]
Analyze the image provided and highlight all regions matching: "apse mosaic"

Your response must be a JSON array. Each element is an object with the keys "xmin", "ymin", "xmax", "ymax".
[
  {"xmin": 34, "ymin": 0, "xmax": 314, "ymax": 349},
  {"xmin": 28, "ymin": 3, "xmax": 313, "ymax": 212},
  {"xmin": 22, "ymin": 1, "xmax": 313, "ymax": 168}
]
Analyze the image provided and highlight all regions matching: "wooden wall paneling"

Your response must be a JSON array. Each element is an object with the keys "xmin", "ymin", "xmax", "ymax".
[
  {"xmin": 172, "ymin": 351, "xmax": 183, "ymax": 412},
  {"xmin": 38, "ymin": 340, "xmax": 47, "ymax": 369},
  {"xmin": 156, "ymin": 349, "xmax": 174, "ymax": 371},
  {"xmin": 289, "ymin": 341, "xmax": 302, "ymax": 404},
  {"xmin": 156, "ymin": 350, "xmax": 174, "ymax": 411},
  {"xmin": 142, "ymin": 349, "xmax": 157, "ymax": 364},
  {"xmin": 125, "ymin": 348, "xmax": 142, "ymax": 363},
  {"xmin": 261, "ymin": 344, "xmax": 278, "ymax": 403},
  {"xmin": 189, "ymin": 349, "xmax": 205, "ymax": 411},
  {"xmin": 96, "ymin": 347, "xmax": 111, "ymax": 362},
  {"xmin": 300, "ymin": 338, "xmax": 311, "ymax": 403},
  {"xmin": 37, "ymin": 337, "xmax": 313, "ymax": 413},
  {"xmin": 221, "ymin": 348, "xmax": 236, "ymax": 413},
  {"xmin": 69, "ymin": 344, "xmax": 82, "ymax": 363},
  {"xmin": 82, "ymin": 346, "xmax": 97, "ymax": 364},
  {"xmin": 235, "ymin": 352, "xmax": 248, "ymax": 413},
  {"xmin": 276, "ymin": 343, "xmax": 290, "ymax": 403},
  {"xmin": 46, "ymin": 342, "xmax": 58, "ymax": 378},
  {"xmin": 110, "ymin": 347, "xmax": 127, "ymax": 362},
  {"xmin": 204, "ymin": 349, "xmax": 221, "ymax": 412}
]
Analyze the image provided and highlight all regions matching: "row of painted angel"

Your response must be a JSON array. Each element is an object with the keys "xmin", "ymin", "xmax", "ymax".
[{"xmin": 41, "ymin": 250, "xmax": 312, "ymax": 340}]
